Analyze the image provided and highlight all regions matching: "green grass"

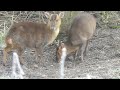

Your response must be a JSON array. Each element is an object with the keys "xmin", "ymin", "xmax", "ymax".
[{"xmin": 109, "ymin": 25, "xmax": 120, "ymax": 29}]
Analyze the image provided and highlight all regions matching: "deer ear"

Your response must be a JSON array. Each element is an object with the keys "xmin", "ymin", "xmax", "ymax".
[
  {"xmin": 44, "ymin": 12, "xmax": 51, "ymax": 19},
  {"xmin": 59, "ymin": 12, "xmax": 64, "ymax": 18}
]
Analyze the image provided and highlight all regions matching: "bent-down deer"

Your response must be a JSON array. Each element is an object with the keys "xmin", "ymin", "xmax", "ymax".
[
  {"xmin": 3, "ymin": 12, "xmax": 64, "ymax": 66},
  {"xmin": 57, "ymin": 12, "xmax": 96, "ymax": 64},
  {"xmin": 57, "ymin": 12, "xmax": 96, "ymax": 78}
]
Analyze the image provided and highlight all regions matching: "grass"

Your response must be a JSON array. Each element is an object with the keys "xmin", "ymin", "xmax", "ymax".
[
  {"xmin": 109, "ymin": 25, "xmax": 120, "ymax": 29},
  {"xmin": 0, "ymin": 32, "xmax": 6, "ymax": 48},
  {"xmin": 0, "ymin": 76, "xmax": 11, "ymax": 79}
]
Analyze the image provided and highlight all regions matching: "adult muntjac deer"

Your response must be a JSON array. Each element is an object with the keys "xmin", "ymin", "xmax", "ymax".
[
  {"xmin": 3, "ymin": 12, "xmax": 64, "ymax": 66},
  {"xmin": 57, "ymin": 12, "xmax": 96, "ymax": 63}
]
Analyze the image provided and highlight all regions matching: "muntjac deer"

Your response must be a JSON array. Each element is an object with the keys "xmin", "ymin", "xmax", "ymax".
[
  {"xmin": 57, "ymin": 12, "xmax": 96, "ymax": 63},
  {"xmin": 3, "ymin": 12, "xmax": 64, "ymax": 66}
]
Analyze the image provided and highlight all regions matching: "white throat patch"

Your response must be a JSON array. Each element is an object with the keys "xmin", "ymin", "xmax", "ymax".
[{"xmin": 54, "ymin": 28, "xmax": 60, "ymax": 35}]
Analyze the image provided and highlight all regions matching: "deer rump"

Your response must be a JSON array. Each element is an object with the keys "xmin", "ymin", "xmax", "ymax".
[
  {"xmin": 69, "ymin": 13, "xmax": 96, "ymax": 46},
  {"xmin": 6, "ymin": 22, "xmax": 51, "ymax": 49}
]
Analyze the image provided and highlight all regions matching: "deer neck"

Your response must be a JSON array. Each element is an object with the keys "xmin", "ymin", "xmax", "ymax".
[
  {"xmin": 52, "ymin": 28, "xmax": 60, "ymax": 39},
  {"xmin": 48, "ymin": 28, "xmax": 60, "ymax": 45},
  {"xmin": 64, "ymin": 40, "xmax": 79, "ymax": 55}
]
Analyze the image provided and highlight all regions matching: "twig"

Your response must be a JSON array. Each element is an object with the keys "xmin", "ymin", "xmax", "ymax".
[
  {"xmin": 3, "ymin": 22, "xmax": 6, "ymax": 35},
  {"xmin": 25, "ymin": 11, "xmax": 33, "ymax": 20},
  {"xmin": 41, "ymin": 12, "xmax": 46, "ymax": 24}
]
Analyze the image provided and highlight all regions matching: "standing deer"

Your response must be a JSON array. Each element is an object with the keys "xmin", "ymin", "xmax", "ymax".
[
  {"xmin": 57, "ymin": 12, "xmax": 96, "ymax": 63},
  {"xmin": 3, "ymin": 12, "xmax": 64, "ymax": 66}
]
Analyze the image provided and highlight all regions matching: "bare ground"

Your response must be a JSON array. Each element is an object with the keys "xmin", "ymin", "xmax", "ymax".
[{"xmin": 0, "ymin": 28, "xmax": 120, "ymax": 79}]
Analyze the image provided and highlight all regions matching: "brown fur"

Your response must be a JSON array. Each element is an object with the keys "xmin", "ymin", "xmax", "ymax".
[
  {"xmin": 57, "ymin": 12, "xmax": 96, "ymax": 62},
  {"xmin": 3, "ymin": 12, "xmax": 64, "ymax": 66}
]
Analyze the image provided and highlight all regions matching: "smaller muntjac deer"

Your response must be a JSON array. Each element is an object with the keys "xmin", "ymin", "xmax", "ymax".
[
  {"xmin": 57, "ymin": 12, "xmax": 96, "ymax": 63},
  {"xmin": 3, "ymin": 12, "xmax": 64, "ymax": 66}
]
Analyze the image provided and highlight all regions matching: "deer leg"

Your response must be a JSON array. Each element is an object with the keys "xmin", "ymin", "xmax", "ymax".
[
  {"xmin": 35, "ymin": 47, "xmax": 44, "ymax": 61},
  {"xmin": 83, "ymin": 40, "xmax": 89, "ymax": 56},
  {"xmin": 35, "ymin": 48, "xmax": 39, "ymax": 61},
  {"xmin": 74, "ymin": 44, "xmax": 82, "ymax": 60},
  {"xmin": 80, "ymin": 40, "xmax": 87, "ymax": 61},
  {"xmin": 74, "ymin": 49, "xmax": 79, "ymax": 60},
  {"xmin": 3, "ymin": 46, "xmax": 12, "ymax": 66}
]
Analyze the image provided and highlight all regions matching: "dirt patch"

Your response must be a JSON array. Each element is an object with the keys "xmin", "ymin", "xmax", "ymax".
[{"xmin": 0, "ymin": 28, "xmax": 120, "ymax": 79}]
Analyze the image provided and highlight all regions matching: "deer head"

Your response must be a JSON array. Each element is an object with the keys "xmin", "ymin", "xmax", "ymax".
[{"xmin": 45, "ymin": 12, "xmax": 64, "ymax": 31}]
